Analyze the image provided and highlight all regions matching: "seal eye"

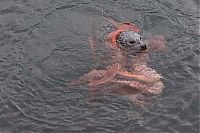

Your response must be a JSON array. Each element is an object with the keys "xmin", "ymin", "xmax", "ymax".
[{"xmin": 129, "ymin": 40, "xmax": 136, "ymax": 44}]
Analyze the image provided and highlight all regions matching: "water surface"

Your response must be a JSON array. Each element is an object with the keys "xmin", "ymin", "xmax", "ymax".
[{"xmin": 0, "ymin": 0, "xmax": 199, "ymax": 132}]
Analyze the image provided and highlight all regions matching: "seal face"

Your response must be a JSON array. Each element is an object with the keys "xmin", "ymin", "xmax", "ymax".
[{"xmin": 116, "ymin": 31, "xmax": 147, "ymax": 52}]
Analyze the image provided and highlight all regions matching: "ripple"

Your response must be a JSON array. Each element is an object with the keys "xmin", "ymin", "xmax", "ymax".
[{"xmin": 0, "ymin": 0, "xmax": 199, "ymax": 132}]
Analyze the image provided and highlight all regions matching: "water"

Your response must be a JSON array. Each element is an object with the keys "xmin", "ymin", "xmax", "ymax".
[{"xmin": 0, "ymin": 0, "xmax": 199, "ymax": 132}]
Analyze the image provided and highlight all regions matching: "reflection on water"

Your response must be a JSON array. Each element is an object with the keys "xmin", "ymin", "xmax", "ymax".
[{"xmin": 0, "ymin": 0, "xmax": 199, "ymax": 132}]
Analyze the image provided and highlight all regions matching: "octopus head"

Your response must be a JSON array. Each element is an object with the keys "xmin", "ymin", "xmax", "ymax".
[{"xmin": 116, "ymin": 31, "xmax": 147, "ymax": 53}]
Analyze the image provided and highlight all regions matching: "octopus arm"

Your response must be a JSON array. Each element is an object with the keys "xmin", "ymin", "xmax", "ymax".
[
  {"xmin": 82, "ymin": 64, "xmax": 120, "ymax": 87},
  {"xmin": 117, "ymin": 70, "xmax": 159, "ymax": 83},
  {"xmin": 128, "ymin": 94, "xmax": 146, "ymax": 106},
  {"xmin": 111, "ymin": 79, "xmax": 163, "ymax": 94},
  {"xmin": 104, "ymin": 17, "xmax": 122, "ymax": 28}
]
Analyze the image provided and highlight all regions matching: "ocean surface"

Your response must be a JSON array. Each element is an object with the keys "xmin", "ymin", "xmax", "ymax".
[{"xmin": 0, "ymin": 0, "xmax": 199, "ymax": 132}]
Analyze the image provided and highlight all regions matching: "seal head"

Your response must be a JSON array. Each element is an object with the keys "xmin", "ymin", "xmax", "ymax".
[{"xmin": 116, "ymin": 31, "xmax": 147, "ymax": 52}]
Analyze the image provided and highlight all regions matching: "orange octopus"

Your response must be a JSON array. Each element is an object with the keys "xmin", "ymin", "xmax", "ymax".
[{"xmin": 69, "ymin": 16, "xmax": 165, "ymax": 106}]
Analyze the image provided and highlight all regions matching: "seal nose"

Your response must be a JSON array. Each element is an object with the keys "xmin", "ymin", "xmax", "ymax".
[{"xmin": 140, "ymin": 44, "xmax": 147, "ymax": 50}]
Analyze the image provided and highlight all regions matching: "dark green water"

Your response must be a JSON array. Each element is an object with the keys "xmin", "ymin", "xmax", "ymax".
[{"xmin": 0, "ymin": 0, "xmax": 199, "ymax": 132}]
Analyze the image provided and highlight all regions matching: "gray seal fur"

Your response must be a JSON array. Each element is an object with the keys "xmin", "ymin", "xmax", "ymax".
[{"xmin": 116, "ymin": 31, "xmax": 147, "ymax": 52}]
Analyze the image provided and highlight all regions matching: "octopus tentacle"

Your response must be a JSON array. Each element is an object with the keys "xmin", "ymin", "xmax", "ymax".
[
  {"xmin": 117, "ymin": 70, "xmax": 160, "ymax": 83},
  {"xmin": 87, "ymin": 64, "xmax": 120, "ymax": 87},
  {"xmin": 111, "ymin": 79, "xmax": 163, "ymax": 94},
  {"xmin": 128, "ymin": 94, "xmax": 146, "ymax": 106},
  {"xmin": 88, "ymin": 36, "xmax": 96, "ymax": 54}
]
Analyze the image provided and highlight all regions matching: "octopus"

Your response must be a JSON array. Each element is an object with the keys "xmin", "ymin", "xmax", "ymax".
[{"xmin": 69, "ymin": 16, "xmax": 166, "ymax": 106}]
